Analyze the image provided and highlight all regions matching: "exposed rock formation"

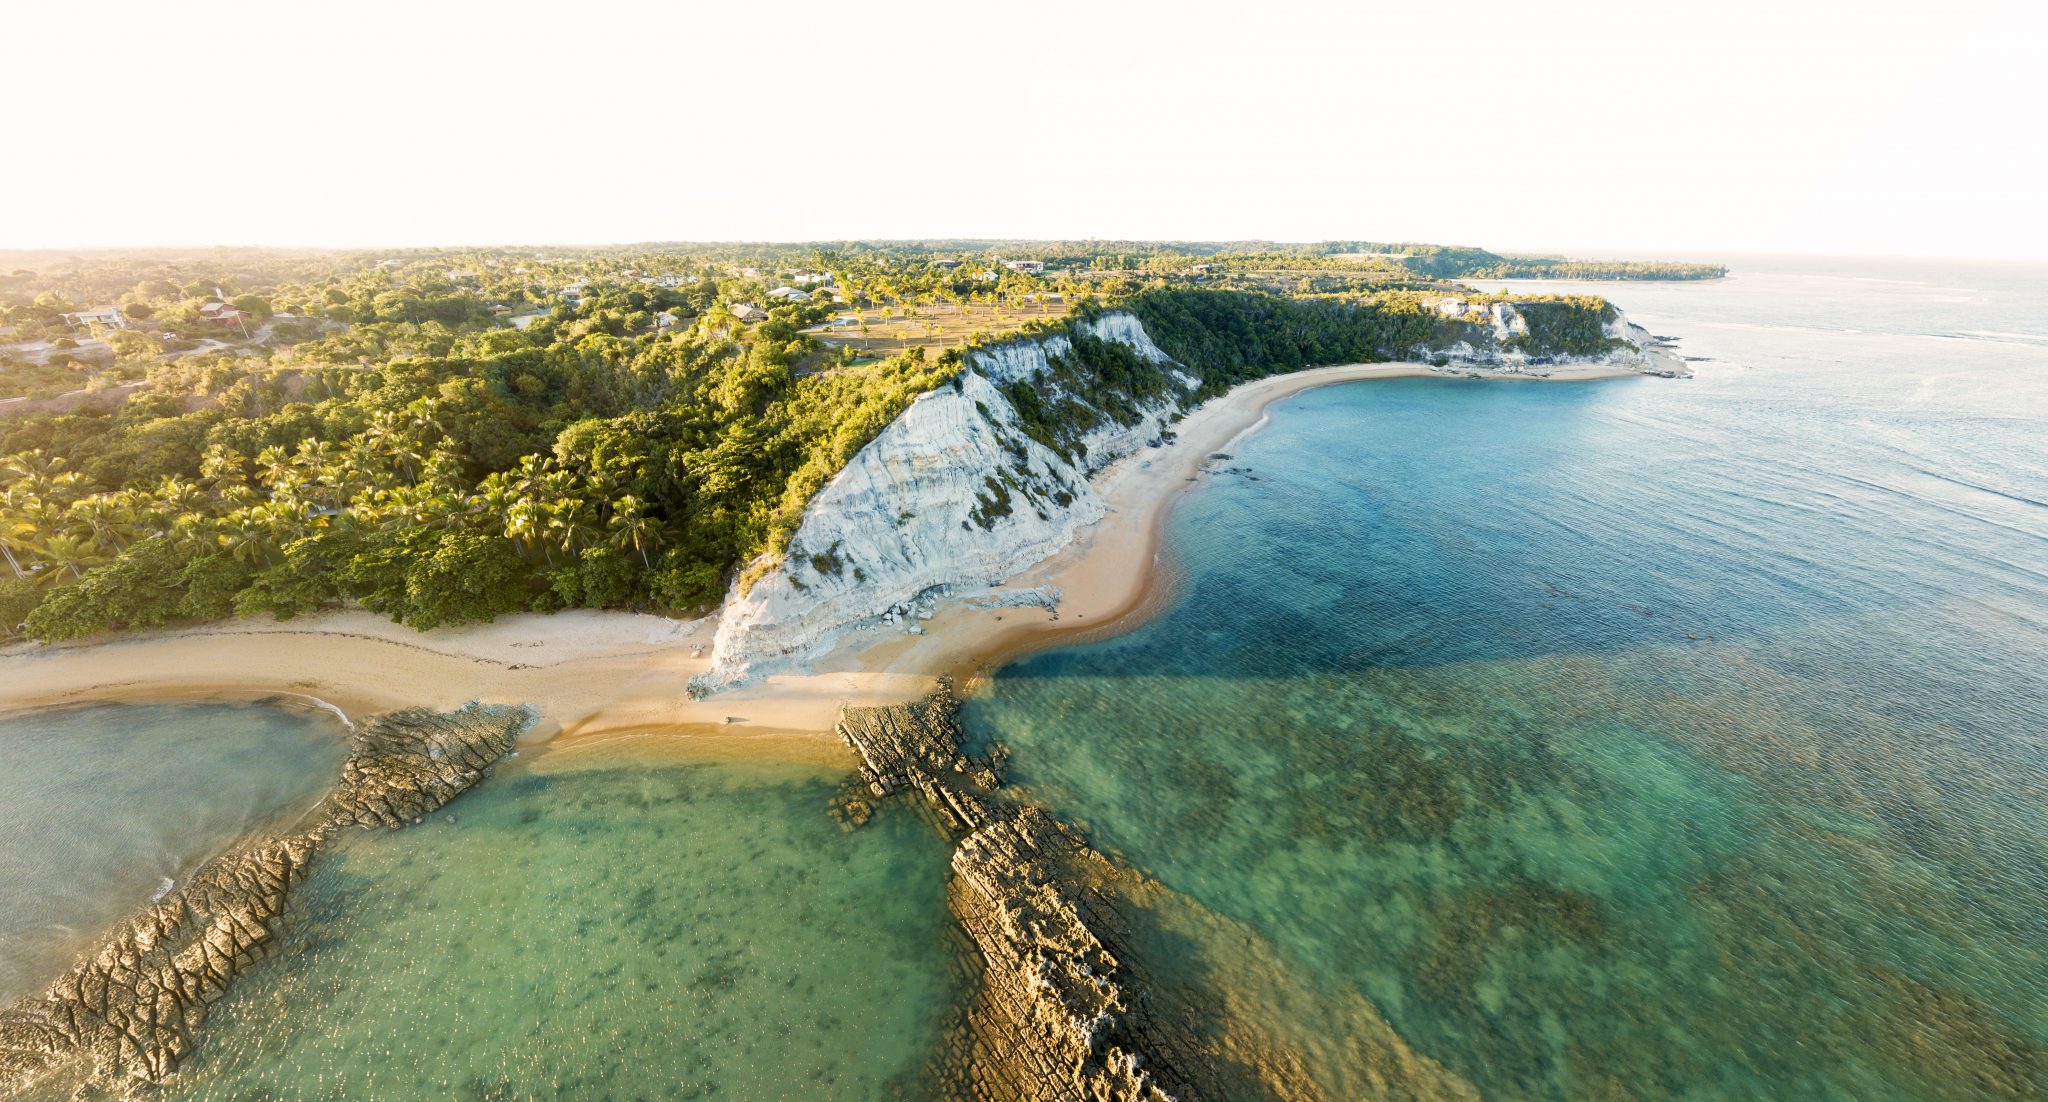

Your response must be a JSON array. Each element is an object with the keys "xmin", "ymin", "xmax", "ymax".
[
  {"xmin": 322, "ymin": 705, "xmax": 530, "ymax": 828},
  {"xmin": 840, "ymin": 689, "xmax": 1476, "ymax": 1101},
  {"xmin": 1420, "ymin": 297, "xmax": 1686, "ymax": 376},
  {"xmin": 0, "ymin": 703, "xmax": 529, "ymax": 1099},
  {"xmin": 837, "ymin": 687, "xmax": 1172, "ymax": 1101},
  {"xmin": 697, "ymin": 314, "xmax": 1192, "ymax": 691},
  {"xmin": 0, "ymin": 836, "xmax": 316, "ymax": 1097},
  {"xmin": 949, "ymin": 808, "xmax": 1173, "ymax": 1102}
]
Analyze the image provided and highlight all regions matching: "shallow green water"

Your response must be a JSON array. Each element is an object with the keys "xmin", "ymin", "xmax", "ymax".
[
  {"xmin": 966, "ymin": 259, "xmax": 2048, "ymax": 1099},
  {"xmin": 161, "ymin": 745, "xmax": 959, "ymax": 1102},
  {"xmin": 0, "ymin": 701, "xmax": 345, "ymax": 1003}
]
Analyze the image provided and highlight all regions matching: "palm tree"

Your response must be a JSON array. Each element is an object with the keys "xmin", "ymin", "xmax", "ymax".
[
  {"xmin": 344, "ymin": 433, "xmax": 390, "ymax": 494},
  {"xmin": 545, "ymin": 500, "xmax": 595, "ymax": 559},
  {"xmin": 0, "ymin": 499, "xmax": 36, "ymax": 581},
  {"xmin": 291, "ymin": 439, "xmax": 347, "ymax": 510},
  {"xmin": 148, "ymin": 476, "xmax": 209, "ymax": 532},
  {"xmin": 407, "ymin": 401, "xmax": 448, "ymax": 448},
  {"xmin": 1, "ymin": 451, "xmax": 60, "ymax": 494},
  {"xmin": 606, "ymin": 495, "xmax": 656, "ymax": 568},
  {"xmin": 66, "ymin": 495, "xmax": 138, "ymax": 555},
  {"xmin": 263, "ymin": 499, "xmax": 321, "ymax": 547},
  {"xmin": 200, "ymin": 445, "xmax": 250, "ymax": 501},
  {"xmin": 217, "ymin": 510, "xmax": 276, "ymax": 567},
  {"xmin": 419, "ymin": 444, "xmax": 466, "ymax": 494},
  {"xmin": 469, "ymin": 471, "xmax": 520, "ymax": 537},
  {"xmin": 363, "ymin": 411, "xmax": 419, "ymax": 485},
  {"xmin": 31, "ymin": 532, "xmax": 101, "ymax": 583},
  {"xmin": 254, "ymin": 445, "xmax": 295, "ymax": 491},
  {"xmin": 1, "ymin": 451, "xmax": 92, "ymax": 504},
  {"xmin": 506, "ymin": 496, "xmax": 551, "ymax": 565}
]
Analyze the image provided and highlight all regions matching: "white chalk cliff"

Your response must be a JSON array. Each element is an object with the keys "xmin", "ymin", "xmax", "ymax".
[
  {"xmin": 694, "ymin": 304, "xmax": 1674, "ymax": 691},
  {"xmin": 694, "ymin": 313, "xmax": 1191, "ymax": 690},
  {"xmin": 1420, "ymin": 298, "xmax": 1684, "ymax": 374}
]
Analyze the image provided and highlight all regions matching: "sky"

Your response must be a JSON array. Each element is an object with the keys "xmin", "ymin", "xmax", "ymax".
[{"xmin": 5, "ymin": 0, "xmax": 2042, "ymax": 259}]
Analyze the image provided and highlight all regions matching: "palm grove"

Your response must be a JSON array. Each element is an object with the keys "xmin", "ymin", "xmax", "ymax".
[
  {"xmin": 0, "ymin": 243, "xmax": 1656, "ymax": 641},
  {"xmin": 1, "ymin": 256, "xmax": 963, "ymax": 638}
]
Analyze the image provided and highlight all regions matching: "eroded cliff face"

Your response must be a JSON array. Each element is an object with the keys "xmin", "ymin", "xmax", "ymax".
[
  {"xmin": 695, "ymin": 313, "xmax": 1193, "ymax": 691},
  {"xmin": 1421, "ymin": 298, "xmax": 1681, "ymax": 374},
  {"xmin": 695, "ymin": 303, "xmax": 1671, "ymax": 691}
]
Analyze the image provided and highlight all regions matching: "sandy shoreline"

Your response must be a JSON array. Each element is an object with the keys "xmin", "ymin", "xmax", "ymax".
[
  {"xmin": 837, "ymin": 359, "xmax": 1646, "ymax": 690},
  {"xmin": 0, "ymin": 360, "xmax": 1648, "ymax": 759}
]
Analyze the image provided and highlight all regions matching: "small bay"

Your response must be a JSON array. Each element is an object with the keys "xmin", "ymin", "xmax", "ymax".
[
  {"xmin": 159, "ymin": 742, "xmax": 960, "ymax": 1102},
  {"xmin": 0, "ymin": 701, "xmax": 346, "ymax": 1003}
]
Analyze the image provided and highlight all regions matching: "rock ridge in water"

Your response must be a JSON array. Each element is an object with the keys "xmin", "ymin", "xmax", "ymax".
[
  {"xmin": 836, "ymin": 687, "xmax": 1172, "ymax": 1100},
  {"xmin": 0, "ymin": 703, "xmax": 530, "ymax": 1099},
  {"xmin": 837, "ymin": 688, "xmax": 1477, "ymax": 1101}
]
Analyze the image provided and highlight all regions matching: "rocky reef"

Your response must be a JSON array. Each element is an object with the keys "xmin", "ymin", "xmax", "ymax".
[
  {"xmin": 840, "ymin": 688, "xmax": 1475, "ymax": 1101},
  {"xmin": 322, "ymin": 705, "xmax": 531, "ymax": 829},
  {"xmin": 0, "ymin": 703, "xmax": 530, "ymax": 1099},
  {"xmin": 837, "ymin": 687, "xmax": 1173, "ymax": 1100}
]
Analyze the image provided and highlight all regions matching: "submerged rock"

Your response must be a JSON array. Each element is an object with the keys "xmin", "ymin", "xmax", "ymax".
[
  {"xmin": 839, "ymin": 687, "xmax": 1461, "ymax": 1099},
  {"xmin": 0, "ymin": 703, "xmax": 531, "ymax": 1098},
  {"xmin": 836, "ymin": 688, "xmax": 1175, "ymax": 1100}
]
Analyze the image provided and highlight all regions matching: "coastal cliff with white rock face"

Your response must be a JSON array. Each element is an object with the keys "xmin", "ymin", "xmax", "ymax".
[
  {"xmin": 1421, "ymin": 297, "xmax": 1685, "ymax": 375},
  {"xmin": 694, "ymin": 302, "xmax": 1673, "ymax": 691},
  {"xmin": 694, "ymin": 313, "xmax": 1192, "ymax": 690}
]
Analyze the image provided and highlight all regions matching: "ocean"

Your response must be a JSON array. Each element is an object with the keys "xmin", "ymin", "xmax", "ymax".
[
  {"xmin": 962, "ymin": 256, "xmax": 2048, "ymax": 1098},
  {"xmin": 6, "ymin": 256, "xmax": 2045, "ymax": 1099}
]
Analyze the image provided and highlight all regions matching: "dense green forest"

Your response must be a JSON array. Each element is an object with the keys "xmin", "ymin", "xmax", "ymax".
[
  {"xmin": 0, "ymin": 272, "xmax": 958, "ymax": 639},
  {"xmin": 1121, "ymin": 289, "xmax": 1620, "ymax": 395},
  {"xmin": 0, "ymin": 244, "xmax": 1652, "ymax": 642}
]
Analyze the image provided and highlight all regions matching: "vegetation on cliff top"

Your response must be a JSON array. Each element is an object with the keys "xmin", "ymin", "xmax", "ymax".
[
  {"xmin": 0, "ymin": 243, "xmax": 1664, "ymax": 641},
  {"xmin": 1122, "ymin": 288, "xmax": 1620, "ymax": 398}
]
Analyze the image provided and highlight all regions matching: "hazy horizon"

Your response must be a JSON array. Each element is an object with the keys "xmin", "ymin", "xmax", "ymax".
[
  {"xmin": 6, "ymin": 0, "xmax": 2043, "ymax": 261},
  {"xmin": 2, "ymin": 243, "xmax": 2040, "ymax": 269}
]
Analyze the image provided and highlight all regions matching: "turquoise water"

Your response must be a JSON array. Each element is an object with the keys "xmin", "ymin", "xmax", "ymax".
[
  {"xmin": 0, "ymin": 701, "xmax": 346, "ymax": 1003},
  {"xmin": 161, "ymin": 743, "xmax": 959, "ymax": 1102},
  {"xmin": 966, "ymin": 258, "xmax": 2048, "ymax": 1099}
]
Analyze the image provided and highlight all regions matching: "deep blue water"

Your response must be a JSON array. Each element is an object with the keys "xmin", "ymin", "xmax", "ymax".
[{"xmin": 966, "ymin": 257, "xmax": 2048, "ymax": 1099}]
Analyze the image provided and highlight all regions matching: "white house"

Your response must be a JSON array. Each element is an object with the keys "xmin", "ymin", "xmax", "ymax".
[
  {"xmin": 63, "ymin": 306, "xmax": 127, "ymax": 331},
  {"xmin": 766, "ymin": 287, "xmax": 812, "ymax": 303}
]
